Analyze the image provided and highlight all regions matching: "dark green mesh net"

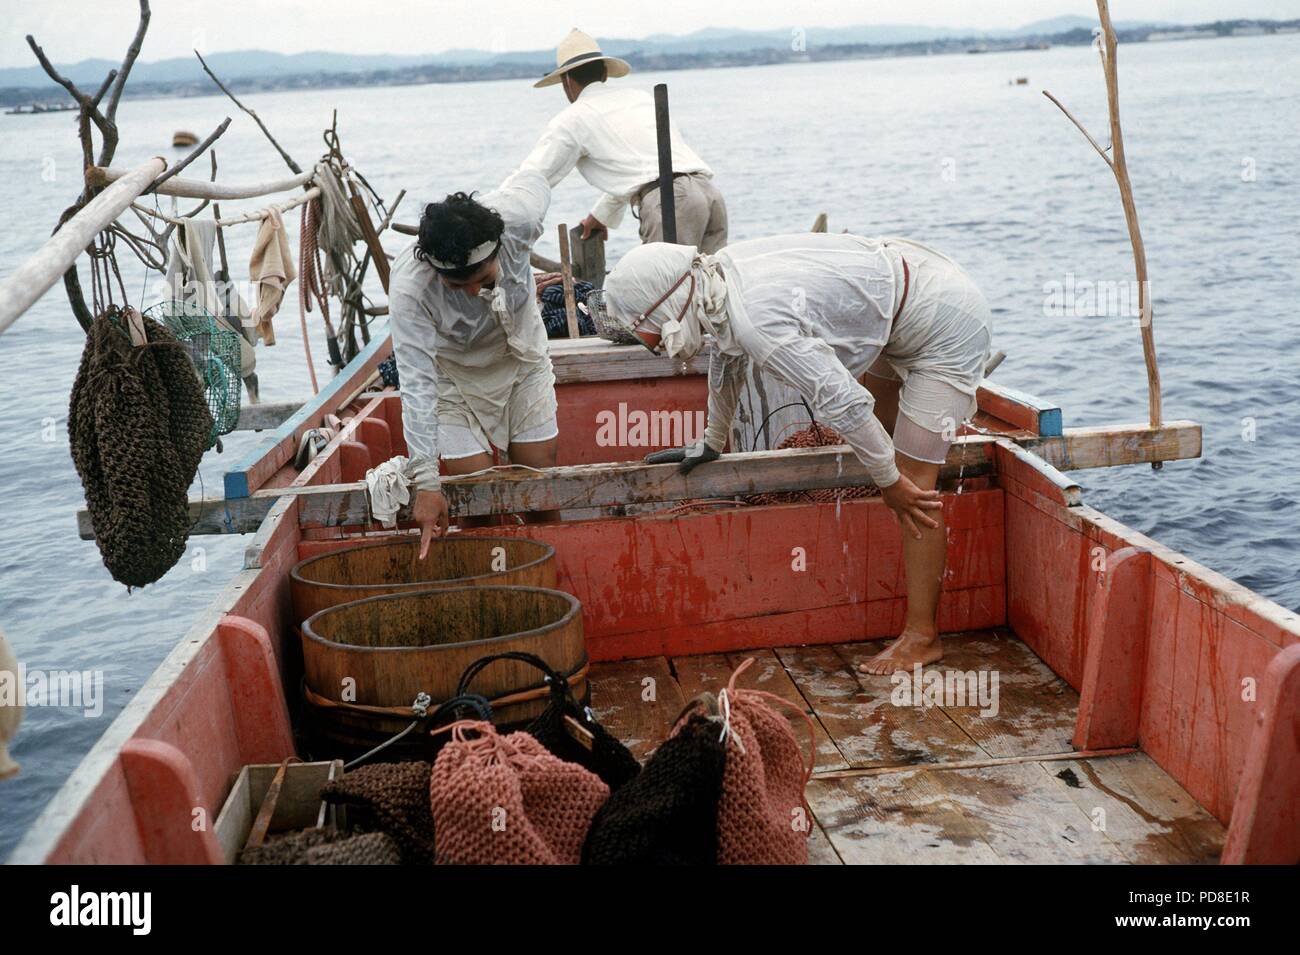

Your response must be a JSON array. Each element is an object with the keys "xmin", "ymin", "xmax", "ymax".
[{"xmin": 144, "ymin": 300, "xmax": 241, "ymax": 446}]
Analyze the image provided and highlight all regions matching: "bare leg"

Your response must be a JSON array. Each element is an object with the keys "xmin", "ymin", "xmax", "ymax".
[
  {"xmin": 443, "ymin": 451, "xmax": 494, "ymax": 528},
  {"xmin": 507, "ymin": 437, "xmax": 560, "ymax": 524},
  {"xmin": 861, "ymin": 369, "xmax": 901, "ymax": 433},
  {"xmin": 859, "ymin": 452, "xmax": 946, "ymax": 675}
]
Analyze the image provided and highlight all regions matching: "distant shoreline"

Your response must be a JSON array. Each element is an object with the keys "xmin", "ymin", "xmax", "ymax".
[{"xmin": 3, "ymin": 18, "xmax": 1296, "ymax": 110}]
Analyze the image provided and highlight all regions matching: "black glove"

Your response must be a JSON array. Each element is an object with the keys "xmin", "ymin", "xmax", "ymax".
[{"xmin": 644, "ymin": 442, "xmax": 721, "ymax": 475}]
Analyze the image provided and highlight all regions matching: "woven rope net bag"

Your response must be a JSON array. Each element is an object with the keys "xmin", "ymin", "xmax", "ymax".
[
  {"xmin": 429, "ymin": 720, "xmax": 609, "ymax": 865},
  {"xmin": 715, "ymin": 658, "xmax": 817, "ymax": 865},
  {"xmin": 68, "ymin": 309, "xmax": 213, "ymax": 588}
]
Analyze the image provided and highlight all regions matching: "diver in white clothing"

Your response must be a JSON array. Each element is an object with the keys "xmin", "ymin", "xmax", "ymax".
[
  {"xmin": 388, "ymin": 169, "xmax": 561, "ymax": 555},
  {"xmin": 600, "ymin": 234, "xmax": 993, "ymax": 674}
]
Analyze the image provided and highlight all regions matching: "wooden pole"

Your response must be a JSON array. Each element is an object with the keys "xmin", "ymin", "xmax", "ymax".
[
  {"xmin": 349, "ymin": 181, "xmax": 390, "ymax": 293},
  {"xmin": 0, "ymin": 156, "xmax": 166, "ymax": 335},
  {"xmin": 1043, "ymin": 0, "xmax": 1161, "ymax": 429},
  {"xmin": 557, "ymin": 223, "xmax": 581, "ymax": 339},
  {"xmin": 87, "ymin": 165, "xmax": 313, "ymax": 200},
  {"xmin": 653, "ymin": 84, "xmax": 677, "ymax": 244},
  {"xmin": 568, "ymin": 223, "xmax": 606, "ymax": 288}
]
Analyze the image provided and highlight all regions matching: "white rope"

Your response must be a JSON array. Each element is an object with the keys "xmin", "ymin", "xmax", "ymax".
[{"xmin": 129, "ymin": 186, "xmax": 321, "ymax": 229}]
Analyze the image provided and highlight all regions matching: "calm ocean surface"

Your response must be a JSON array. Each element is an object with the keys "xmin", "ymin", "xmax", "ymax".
[{"xmin": 1, "ymin": 34, "xmax": 1298, "ymax": 855}]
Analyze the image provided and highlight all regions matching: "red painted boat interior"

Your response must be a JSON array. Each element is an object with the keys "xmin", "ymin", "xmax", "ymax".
[{"xmin": 30, "ymin": 376, "xmax": 1300, "ymax": 865}]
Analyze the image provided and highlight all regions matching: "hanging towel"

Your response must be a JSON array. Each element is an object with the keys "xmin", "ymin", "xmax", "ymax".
[{"xmin": 248, "ymin": 207, "xmax": 298, "ymax": 345}]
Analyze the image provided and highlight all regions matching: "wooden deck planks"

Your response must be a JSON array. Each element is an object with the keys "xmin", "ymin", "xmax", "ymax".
[
  {"xmin": 586, "ymin": 656, "xmax": 686, "ymax": 762},
  {"xmin": 588, "ymin": 629, "xmax": 1225, "ymax": 865},
  {"xmin": 786, "ymin": 641, "xmax": 985, "ymax": 768},
  {"xmin": 928, "ymin": 630, "xmax": 1079, "ymax": 759},
  {"xmin": 1043, "ymin": 754, "xmax": 1224, "ymax": 864}
]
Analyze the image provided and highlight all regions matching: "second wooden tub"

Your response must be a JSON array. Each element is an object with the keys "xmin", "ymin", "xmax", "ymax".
[
  {"xmin": 289, "ymin": 535, "xmax": 556, "ymax": 623},
  {"xmin": 299, "ymin": 585, "xmax": 585, "ymax": 759}
]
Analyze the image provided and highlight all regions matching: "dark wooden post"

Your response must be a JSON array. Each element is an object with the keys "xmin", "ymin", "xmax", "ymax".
[{"xmin": 653, "ymin": 83, "xmax": 676, "ymax": 244}]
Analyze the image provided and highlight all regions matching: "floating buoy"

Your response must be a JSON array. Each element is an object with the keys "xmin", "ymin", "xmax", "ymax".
[
  {"xmin": 172, "ymin": 130, "xmax": 199, "ymax": 148},
  {"xmin": 0, "ymin": 626, "xmax": 21, "ymax": 779}
]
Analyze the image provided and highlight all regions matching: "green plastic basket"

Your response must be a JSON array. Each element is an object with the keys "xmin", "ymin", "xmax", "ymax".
[{"xmin": 145, "ymin": 299, "xmax": 242, "ymax": 447}]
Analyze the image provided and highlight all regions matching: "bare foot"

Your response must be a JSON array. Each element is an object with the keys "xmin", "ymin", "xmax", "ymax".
[{"xmin": 857, "ymin": 629, "xmax": 944, "ymax": 675}]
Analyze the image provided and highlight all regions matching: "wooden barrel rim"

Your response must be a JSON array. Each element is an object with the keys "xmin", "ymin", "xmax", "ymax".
[
  {"xmin": 289, "ymin": 535, "xmax": 557, "ymax": 594},
  {"xmin": 300, "ymin": 584, "xmax": 582, "ymax": 655}
]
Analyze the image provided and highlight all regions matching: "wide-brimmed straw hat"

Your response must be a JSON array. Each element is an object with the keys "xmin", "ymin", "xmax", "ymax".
[{"xmin": 533, "ymin": 28, "xmax": 631, "ymax": 88}]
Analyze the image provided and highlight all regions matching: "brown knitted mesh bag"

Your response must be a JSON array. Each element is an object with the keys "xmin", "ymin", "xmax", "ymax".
[
  {"xmin": 430, "ymin": 721, "xmax": 609, "ymax": 865},
  {"xmin": 745, "ymin": 422, "xmax": 880, "ymax": 506},
  {"xmin": 68, "ymin": 309, "xmax": 213, "ymax": 588},
  {"xmin": 238, "ymin": 828, "xmax": 401, "ymax": 865},
  {"xmin": 320, "ymin": 761, "xmax": 436, "ymax": 865},
  {"xmin": 716, "ymin": 659, "xmax": 816, "ymax": 865}
]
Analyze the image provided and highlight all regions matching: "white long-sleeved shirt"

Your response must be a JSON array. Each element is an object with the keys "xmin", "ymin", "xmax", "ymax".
[
  {"xmin": 518, "ymin": 83, "xmax": 712, "ymax": 230},
  {"xmin": 387, "ymin": 169, "xmax": 553, "ymax": 491},
  {"xmin": 702, "ymin": 234, "xmax": 992, "ymax": 488}
]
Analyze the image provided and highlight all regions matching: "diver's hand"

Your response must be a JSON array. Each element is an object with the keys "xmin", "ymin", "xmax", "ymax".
[
  {"xmin": 645, "ymin": 441, "xmax": 721, "ymax": 475},
  {"xmin": 879, "ymin": 474, "xmax": 942, "ymax": 540},
  {"xmin": 414, "ymin": 489, "xmax": 450, "ymax": 558}
]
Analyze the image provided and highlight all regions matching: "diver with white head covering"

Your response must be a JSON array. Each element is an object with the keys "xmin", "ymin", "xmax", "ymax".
[{"xmin": 601, "ymin": 233, "xmax": 993, "ymax": 674}]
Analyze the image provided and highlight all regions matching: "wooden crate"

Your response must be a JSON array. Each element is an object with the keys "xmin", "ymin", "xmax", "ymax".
[{"xmin": 213, "ymin": 760, "xmax": 344, "ymax": 864}]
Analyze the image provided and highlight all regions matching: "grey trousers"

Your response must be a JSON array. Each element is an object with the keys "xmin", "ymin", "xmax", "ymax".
[{"xmin": 635, "ymin": 172, "xmax": 728, "ymax": 253}]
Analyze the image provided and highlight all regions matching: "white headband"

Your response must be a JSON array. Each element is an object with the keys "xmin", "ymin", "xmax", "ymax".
[{"xmin": 429, "ymin": 239, "xmax": 498, "ymax": 273}]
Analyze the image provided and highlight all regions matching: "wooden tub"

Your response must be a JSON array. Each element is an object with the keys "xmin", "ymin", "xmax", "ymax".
[
  {"xmin": 289, "ymin": 535, "xmax": 556, "ymax": 624},
  {"xmin": 299, "ymin": 585, "xmax": 585, "ymax": 759}
]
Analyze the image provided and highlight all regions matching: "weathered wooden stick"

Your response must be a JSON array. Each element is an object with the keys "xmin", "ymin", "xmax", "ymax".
[
  {"xmin": 568, "ymin": 224, "xmax": 606, "ymax": 287},
  {"xmin": 557, "ymin": 223, "xmax": 581, "ymax": 339},
  {"xmin": 75, "ymin": 421, "xmax": 1203, "ymax": 539},
  {"xmin": 1096, "ymin": 0, "xmax": 1160, "ymax": 430},
  {"xmin": 0, "ymin": 157, "xmax": 166, "ymax": 334},
  {"xmin": 195, "ymin": 49, "xmax": 302, "ymax": 175},
  {"xmin": 88, "ymin": 165, "xmax": 313, "ymax": 200},
  {"xmin": 144, "ymin": 116, "xmax": 231, "ymax": 194},
  {"xmin": 1043, "ymin": 0, "xmax": 1161, "ymax": 429},
  {"xmin": 349, "ymin": 181, "xmax": 390, "ymax": 293}
]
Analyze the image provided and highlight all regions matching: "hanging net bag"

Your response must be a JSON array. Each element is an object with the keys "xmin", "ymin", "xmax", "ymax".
[
  {"xmin": 144, "ymin": 299, "xmax": 242, "ymax": 447},
  {"xmin": 69, "ymin": 308, "xmax": 213, "ymax": 588}
]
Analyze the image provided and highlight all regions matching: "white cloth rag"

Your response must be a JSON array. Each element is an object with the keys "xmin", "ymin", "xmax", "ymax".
[{"xmin": 366, "ymin": 455, "xmax": 419, "ymax": 528}]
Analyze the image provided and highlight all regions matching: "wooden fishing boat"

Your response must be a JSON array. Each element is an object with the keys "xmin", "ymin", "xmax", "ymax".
[{"xmin": 11, "ymin": 332, "xmax": 1298, "ymax": 865}]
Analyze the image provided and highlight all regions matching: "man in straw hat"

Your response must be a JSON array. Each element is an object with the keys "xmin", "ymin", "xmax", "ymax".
[
  {"xmin": 518, "ymin": 28, "xmax": 728, "ymax": 253},
  {"xmin": 597, "ymin": 234, "xmax": 994, "ymax": 675},
  {"xmin": 387, "ymin": 168, "xmax": 561, "ymax": 555}
]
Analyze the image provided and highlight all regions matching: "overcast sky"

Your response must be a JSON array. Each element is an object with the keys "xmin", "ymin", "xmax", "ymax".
[{"xmin": 5, "ymin": 0, "xmax": 1300, "ymax": 68}]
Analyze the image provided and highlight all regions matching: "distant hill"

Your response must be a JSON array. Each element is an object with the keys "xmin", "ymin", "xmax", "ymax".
[
  {"xmin": 3, "ymin": 16, "xmax": 1292, "ymax": 107},
  {"xmin": 0, "ymin": 17, "xmax": 1172, "ymax": 90}
]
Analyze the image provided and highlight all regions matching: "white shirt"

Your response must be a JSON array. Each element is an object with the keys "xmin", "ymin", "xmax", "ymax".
[
  {"xmin": 518, "ymin": 83, "xmax": 712, "ymax": 230},
  {"xmin": 388, "ymin": 169, "xmax": 553, "ymax": 490}
]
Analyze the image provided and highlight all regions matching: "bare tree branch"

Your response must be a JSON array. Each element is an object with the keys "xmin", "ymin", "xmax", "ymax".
[
  {"xmin": 1041, "ymin": 90, "xmax": 1114, "ymax": 170},
  {"xmin": 145, "ymin": 117, "xmax": 231, "ymax": 194},
  {"xmin": 106, "ymin": 0, "xmax": 151, "ymax": 124},
  {"xmin": 194, "ymin": 49, "xmax": 303, "ymax": 175}
]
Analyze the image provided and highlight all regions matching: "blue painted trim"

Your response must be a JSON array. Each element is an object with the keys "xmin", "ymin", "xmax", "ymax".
[
  {"xmin": 223, "ymin": 333, "xmax": 391, "ymax": 499},
  {"xmin": 983, "ymin": 382, "xmax": 1064, "ymax": 437},
  {"xmin": 1038, "ymin": 407, "xmax": 1064, "ymax": 438}
]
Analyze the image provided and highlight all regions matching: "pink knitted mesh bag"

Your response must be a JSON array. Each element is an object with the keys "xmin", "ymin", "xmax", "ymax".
[
  {"xmin": 716, "ymin": 658, "xmax": 816, "ymax": 865},
  {"xmin": 429, "ymin": 720, "xmax": 609, "ymax": 865}
]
